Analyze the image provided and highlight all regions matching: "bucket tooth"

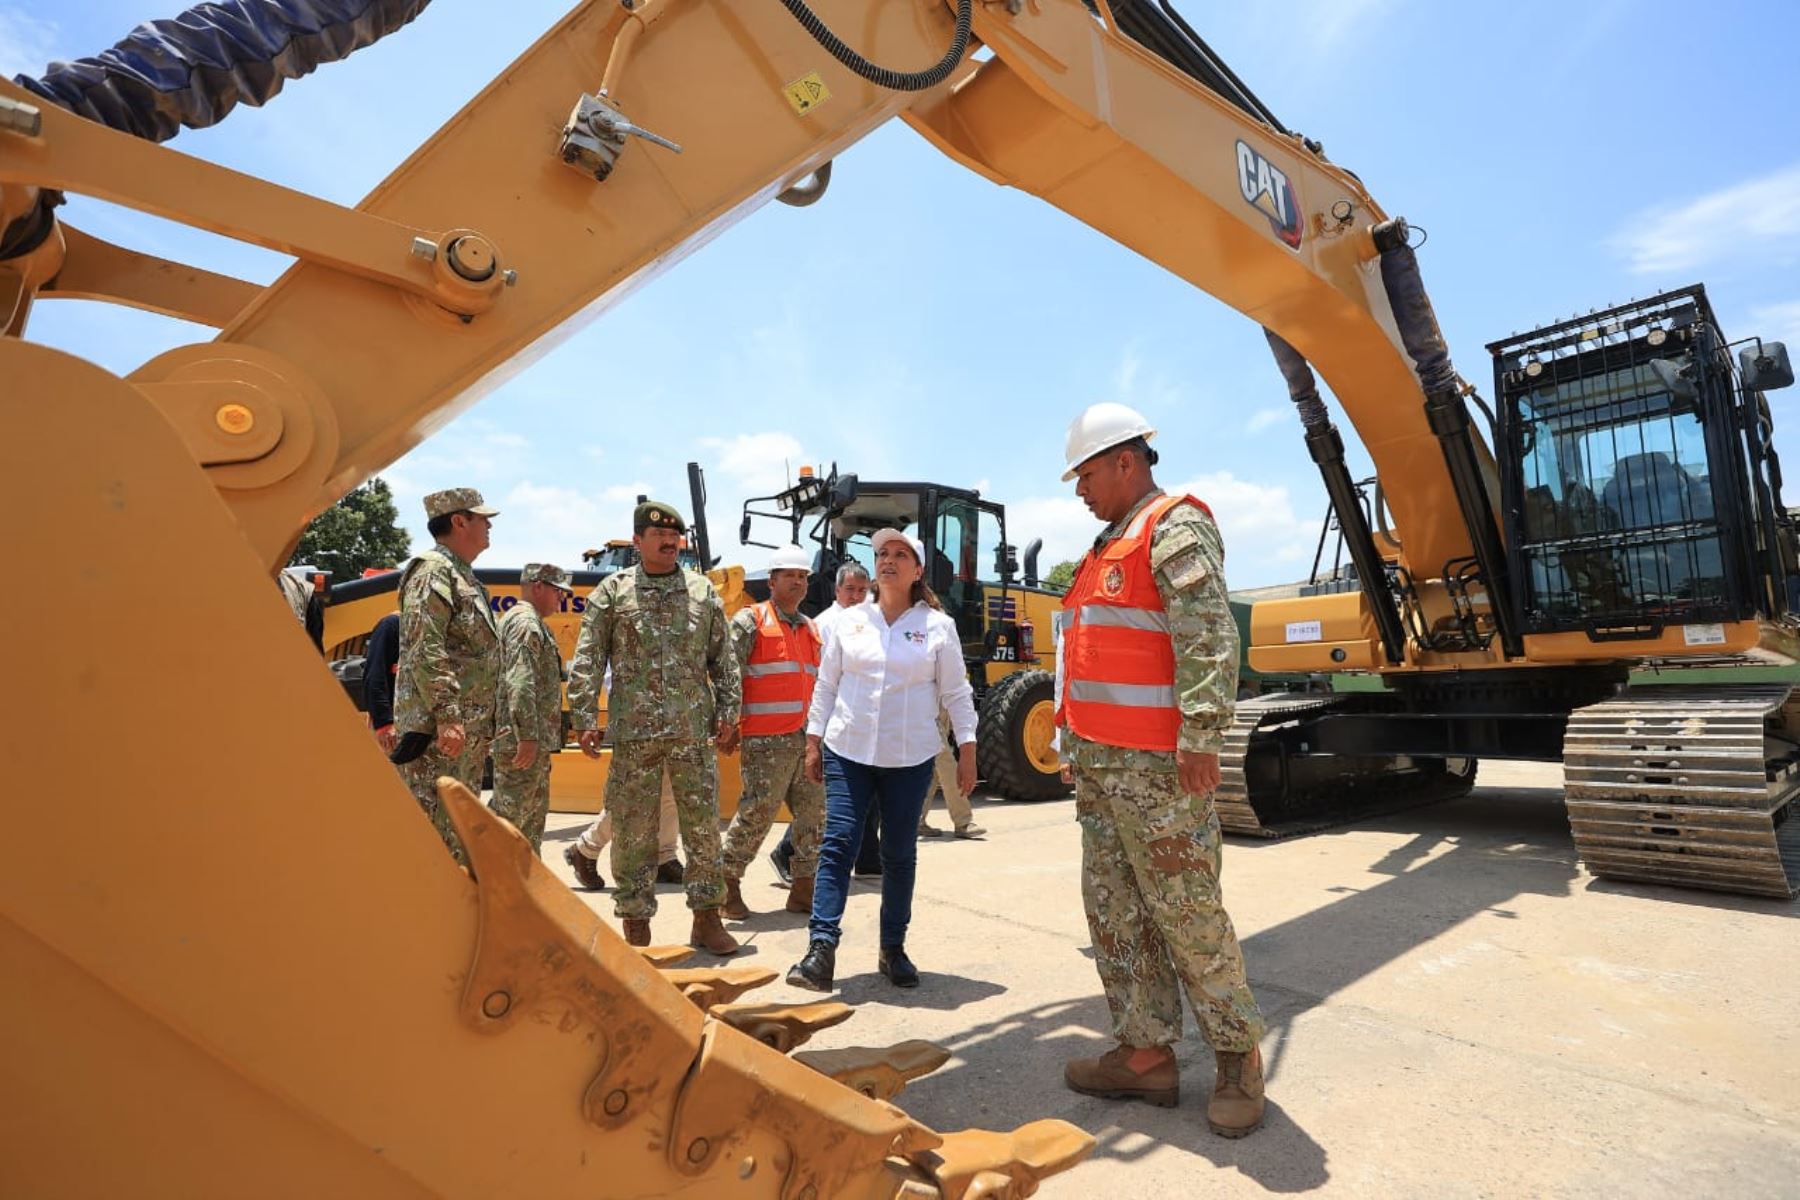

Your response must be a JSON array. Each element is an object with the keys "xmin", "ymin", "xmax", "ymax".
[
  {"xmin": 792, "ymin": 1040, "xmax": 952, "ymax": 1101},
  {"xmin": 661, "ymin": 965, "xmax": 779, "ymax": 1009},
  {"xmin": 710, "ymin": 1000, "xmax": 853, "ymax": 1051},
  {"xmin": 639, "ymin": 945, "xmax": 696, "ymax": 968},
  {"xmin": 913, "ymin": 1118, "xmax": 1096, "ymax": 1200}
]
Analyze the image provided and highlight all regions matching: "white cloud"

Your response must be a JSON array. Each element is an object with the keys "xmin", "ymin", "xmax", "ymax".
[
  {"xmin": 0, "ymin": 11, "xmax": 60, "ymax": 78},
  {"xmin": 488, "ymin": 481, "xmax": 651, "ymax": 567},
  {"xmin": 698, "ymin": 430, "xmax": 810, "ymax": 497},
  {"xmin": 1005, "ymin": 473, "xmax": 1317, "ymax": 589},
  {"xmin": 1611, "ymin": 164, "xmax": 1800, "ymax": 276},
  {"xmin": 1106, "ymin": 343, "xmax": 1187, "ymax": 414},
  {"xmin": 1294, "ymin": 0, "xmax": 1397, "ymax": 53},
  {"xmin": 1246, "ymin": 408, "xmax": 1289, "ymax": 434},
  {"xmin": 1750, "ymin": 300, "xmax": 1800, "ymax": 350}
]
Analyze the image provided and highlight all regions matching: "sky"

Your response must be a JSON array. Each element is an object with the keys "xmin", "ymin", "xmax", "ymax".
[{"xmin": 6, "ymin": 0, "xmax": 1800, "ymax": 588}]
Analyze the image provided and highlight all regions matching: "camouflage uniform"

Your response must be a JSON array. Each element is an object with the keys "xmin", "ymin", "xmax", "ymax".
[
  {"xmin": 394, "ymin": 543, "xmax": 500, "ymax": 861},
  {"xmin": 721, "ymin": 605, "xmax": 825, "ymax": 882},
  {"xmin": 489, "ymin": 566, "xmax": 570, "ymax": 854},
  {"xmin": 568, "ymin": 565, "xmax": 739, "ymax": 919},
  {"xmin": 1063, "ymin": 489, "xmax": 1264, "ymax": 1054}
]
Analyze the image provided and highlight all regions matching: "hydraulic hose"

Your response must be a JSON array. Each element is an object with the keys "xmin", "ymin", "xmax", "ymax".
[
  {"xmin": 1265, "ymin": 328, "xmax": 1407, "ymax": 664},
  {"xmin": 779, "ymin": 0, "xmax": 972, "ymax": 92},
  {"xmin": 12, "ymin": 0, "xmax": 433, "ymax": 144}
]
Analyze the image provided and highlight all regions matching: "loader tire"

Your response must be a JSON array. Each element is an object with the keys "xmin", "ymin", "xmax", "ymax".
[{"xmin": 977, "ymin": 669, "xmax": 1069, "ymax": 801}]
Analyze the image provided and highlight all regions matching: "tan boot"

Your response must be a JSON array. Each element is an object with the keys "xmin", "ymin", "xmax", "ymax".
[
  {"xmin": 1207, "ymin": 1046, "xmax": 1265, "ymax": 1138},
  {"xmin": 621, "ymin": 918, "xmax": 651, "ymax": 947},
  {"xmin": 689, "ymin": 908, "xmax": 740, "ymax": 956},
  {"xmin": 784, "ymin": 874, "xmax": 815, "ymax": 915},
  {"xmin": 722, "ymin": 877, "xmax": 751, "ymax": 920},
  {"xmin": 1063, "ymin": 1044, "xmax": 1178, "ymax": 1107}
]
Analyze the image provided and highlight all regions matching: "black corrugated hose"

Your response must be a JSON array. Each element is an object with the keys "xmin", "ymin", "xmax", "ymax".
[
  {"xmin": 13, "ymin": 0, "xmax": 433, "ymax": 144},
  {"xmin": 779, "ymin": 0, "xmax": 972, "ymax": 92}
]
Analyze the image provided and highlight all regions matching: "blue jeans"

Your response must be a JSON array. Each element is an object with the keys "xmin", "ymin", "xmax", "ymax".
[{"xmin": 810, "ymin": 747, "xmax": 935, "ymax": 949}]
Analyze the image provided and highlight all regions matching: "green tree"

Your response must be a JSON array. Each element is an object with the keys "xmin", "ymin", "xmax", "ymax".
[
  {"xmin": 1043, "ymin": 559, "xmax": 1078, "ymax": 592},
  {"xmin": 291, "ymin": 478, "xmax": 412, "ymax": 579}
]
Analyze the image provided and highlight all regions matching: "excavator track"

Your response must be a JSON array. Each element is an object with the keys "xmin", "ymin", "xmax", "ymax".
[
  {"xmin": 1563, "ymin": 686, "xmax": 1800, "ymax": 899},
  {"xmin": 1216, "ymin": 693, "xmax": 1476, "ymax": 837}
]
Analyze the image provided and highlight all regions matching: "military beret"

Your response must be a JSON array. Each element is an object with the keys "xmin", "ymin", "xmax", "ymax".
[
  {"xmin": 633, "ymin": 500, "xmax": 687, "ymax": 534},
  {"xmin": 424, "ymin": 487, "xmax": 499, "ymax": 520},
  {"xmin": 521, "ymin": 562, "xmax": 573, "ymax": 591}
]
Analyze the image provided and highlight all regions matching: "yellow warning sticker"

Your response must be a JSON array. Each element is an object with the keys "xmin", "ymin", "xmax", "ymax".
[{"xmin": 783, "ymin": 71, "xmax": 831, "ymax": 116}]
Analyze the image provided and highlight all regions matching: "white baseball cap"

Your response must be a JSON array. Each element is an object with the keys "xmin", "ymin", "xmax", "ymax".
[{"xmin": 871, "ymin": 527, "xmax": 924, "ymax": 564}]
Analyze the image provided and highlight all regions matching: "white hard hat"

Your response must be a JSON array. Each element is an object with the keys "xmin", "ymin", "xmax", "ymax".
[
  {"xmin": 768, "ymin": 543, "xmax": 813, "ymax": 573},
  {"xmin": 1062, "ymin": 402, "xmax": 1157, "ymax": 481}
]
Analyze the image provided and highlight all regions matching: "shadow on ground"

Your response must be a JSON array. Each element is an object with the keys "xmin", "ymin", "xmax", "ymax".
[{"xmin": 889, "ymin": 781, "xmax": 1590, "ymax": 1191}]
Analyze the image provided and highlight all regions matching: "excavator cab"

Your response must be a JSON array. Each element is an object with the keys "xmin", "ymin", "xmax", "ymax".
[{"xmin": 1492, "ymin": 286, "xmax": 1796, "ymax": 643}]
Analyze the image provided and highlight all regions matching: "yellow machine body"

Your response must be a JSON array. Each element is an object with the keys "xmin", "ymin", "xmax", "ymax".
[{"xmin": 9, "ymin": 0, "xmax": 1792, "ymax": 1191}]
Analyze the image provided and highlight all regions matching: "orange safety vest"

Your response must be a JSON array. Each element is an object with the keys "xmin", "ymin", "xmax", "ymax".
[
  {"xmin": 1056, "ymin": 492, "xmax": 1214, "ymax": 752},
  {"xmin": 740, "ymin": 600, "xmax": 822, "ymax": 737}
]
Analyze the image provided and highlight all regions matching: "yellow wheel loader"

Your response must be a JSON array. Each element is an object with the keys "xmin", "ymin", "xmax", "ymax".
[{"xmin": 742, "ymin": 466, "xmax": 1070, "ymax": 801}]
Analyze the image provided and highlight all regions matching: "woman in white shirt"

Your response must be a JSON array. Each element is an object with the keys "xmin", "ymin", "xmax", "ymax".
[{"xmin": 786, "ymin": 528, "xmax": 978, "ymax": 992}]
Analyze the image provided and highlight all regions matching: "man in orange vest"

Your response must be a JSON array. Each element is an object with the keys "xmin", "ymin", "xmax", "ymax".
[
  {"xmin": 1055, "ymin": 402, "xmax": 1268, "ymax": 1139},
  {"xmin": 720, "ymin": 544, "xmax": 826, "ymax": 919}
]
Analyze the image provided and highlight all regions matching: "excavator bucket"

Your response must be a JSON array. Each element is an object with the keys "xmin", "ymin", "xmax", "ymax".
[{"xmin": 0, "ymin": 339, "xmax": 1093, "ymax": 1196}]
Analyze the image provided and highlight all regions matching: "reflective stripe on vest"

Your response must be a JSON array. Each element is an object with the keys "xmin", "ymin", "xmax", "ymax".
[
  {"xmin": 1056, "ymin": 492, "xmax": 1214, "ymax": 752},
  {"xmin": 1071, "ymin": 604, "xmax": 1171, "ymax": 634},
  {"xmin": 1066, "ymin": 679, "xmax": 1178, "ymax": 707},
  {"xmin": 741, "ymin": 600, "xmax": 821, "ymax": 737}
]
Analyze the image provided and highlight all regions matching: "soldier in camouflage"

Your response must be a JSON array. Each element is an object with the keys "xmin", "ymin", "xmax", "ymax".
[
  {"xmin": 1054, "ymin": 403, "xmax": 1268, "ymax": 1139},
  {"xmin": 720, "ymin": 544, "xmax": 825, "ymax": 921},
  {"xmin": 566, "ymin": 500, "xmax": 742, "ymax": 954},
  {"xmin": 393, "ymin": 487, "xmax": 501, "ymax": 863},
  {"xmin": 490, "ymin": 563, "xmax": 573, "ymax": 854}
]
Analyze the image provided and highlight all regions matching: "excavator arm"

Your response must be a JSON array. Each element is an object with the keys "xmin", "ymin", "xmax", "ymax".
[
  {"xmin": 0, "ymin": 1, "xmax": 1523, "ymax": 1193},
  {"xmin": 3, "ymin": 0, "xmax": 1502, "ymax": 662}
]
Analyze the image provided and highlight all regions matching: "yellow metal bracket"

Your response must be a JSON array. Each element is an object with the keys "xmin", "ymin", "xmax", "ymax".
[
  {"xmin": 45, "ymin": 225, "xmax": 262, "ymax": 328},
  {"xmin": 0, "ymin": 79, "xmax": 512, "ymax": 319}
]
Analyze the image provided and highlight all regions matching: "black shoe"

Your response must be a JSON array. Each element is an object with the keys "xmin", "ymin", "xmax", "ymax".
[
  {"xmin": 787, "ymin": 939, "xmax": 836, "ymax": 992},
  {"xmin": 564, "ymin": 844, "xmax": 605, "ymax": 890},
  {"xmin": 878, "ymin": 945, "xmax": 920, "ymax": 988},
  {"xmin": 769, "ymin": 840, "xmax": 794, "ymax": 886},
  {"xmin": 852, "ymin": 862, "xmax": 883, "ymax": 878},
  {"xmin": 655, "ymin": 858, "xmax": 685, "ymax": 885}
]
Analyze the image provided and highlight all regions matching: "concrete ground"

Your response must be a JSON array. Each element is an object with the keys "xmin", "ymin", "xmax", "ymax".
[{"xmin": 543, "ymin": 762, "xmax": 1800, "ymax": 1198}]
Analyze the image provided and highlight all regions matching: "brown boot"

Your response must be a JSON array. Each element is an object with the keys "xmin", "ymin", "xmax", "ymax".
[
  {"xmin": 621, "ymin": 918, "xmax": 651, "ymax": 947},
  {"xmin": 784, "ymin": 874, "xmax": 814, "ymax": 915},
  {"xmin": 722, "ymin": 877, "xmax": 751, "ymax": 920},
  {"xmin": 1207, "ymin": 1046, "xmax": 1265, "ymax": 1138},
  {"xmin": 1063, "ymin": 1044, "xmax": 1178, "ymax": 1107},
  {"xmin": 689, "ymin": 908, "xmax": 740, "ymax": 956}
]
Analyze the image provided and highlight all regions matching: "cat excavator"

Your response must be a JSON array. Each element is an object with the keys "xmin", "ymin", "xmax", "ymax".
[{"xmin": 4, "ymin": 0, "xmax": 1795, "ymax": 1193}]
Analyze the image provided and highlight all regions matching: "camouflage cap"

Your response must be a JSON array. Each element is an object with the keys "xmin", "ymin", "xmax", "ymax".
[
  {"xmin": 521, "ymin": 562, "xmax": 573, "ymax": 591},
  {"xmin": 633, "ymin": 499, "xmax": 687, "ymax": 535},
  {"xmin": 423, "ymin": 487, "xmax": 499, "ymax": 520}
]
